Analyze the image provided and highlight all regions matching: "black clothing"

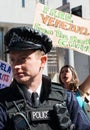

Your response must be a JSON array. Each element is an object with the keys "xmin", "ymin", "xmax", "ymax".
[{"xmin": 0, "ymin": 76, "xmax": 90, "ymax": 130}]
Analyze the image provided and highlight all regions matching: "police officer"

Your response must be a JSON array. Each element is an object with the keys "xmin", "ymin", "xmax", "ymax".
[{"xmin": 0, "ymin": 26, "xmax": 90, "ymax": 130}]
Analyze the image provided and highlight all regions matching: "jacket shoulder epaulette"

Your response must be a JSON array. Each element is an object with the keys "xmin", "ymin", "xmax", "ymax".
[
  {"xmin": 0, "ymin": 84, "xmax": 23, "ymax": 102},
  {"xmin": 49, "ymin": 82, "xmax": 67, "ymax": 102}
]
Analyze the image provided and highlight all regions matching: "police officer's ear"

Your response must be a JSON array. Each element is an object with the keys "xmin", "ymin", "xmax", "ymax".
[{"xmin": 40, "ymin": 54, "xmax": 47, "ymax": 68}]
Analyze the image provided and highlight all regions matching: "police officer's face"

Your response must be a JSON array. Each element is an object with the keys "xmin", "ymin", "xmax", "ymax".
[{"xmin": 9, "ymin": 50, "xmax": 47, "ymax": 87}]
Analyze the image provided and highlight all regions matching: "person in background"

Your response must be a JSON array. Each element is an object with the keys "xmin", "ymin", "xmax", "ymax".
[
  {"xmin": 59, "ymin": 64, "xmax": 90, "ymax": 120},
  {"xmin": 0, "ymin": 26, "xmax": 89, "ymax": 130},
  {"xmin": 59, "ymin": 65, "xmax": 79, "ymax": 92},
  {"xmin": 79, "ymin": 75, "xmax": 90, "ymax": 120}
]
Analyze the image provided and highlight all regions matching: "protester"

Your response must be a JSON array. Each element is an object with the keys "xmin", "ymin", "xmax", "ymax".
[
  {"xmin": 59, "ymin": 65, "xmax": 79, "ymax": 92},
  {"xmin": 59, "ymin": 64, "xmax": 83, "ymax": 107},
  {"xmin": 0, "ymin": 26, "xmax": 90, "ymax": 130},
  {"xmin": 78, "ymin": 75, "xmax": 90, "ymax": 120},
  {"xmin": 59, "ymin": 64, "xmax": 90, "ymax": 120}
]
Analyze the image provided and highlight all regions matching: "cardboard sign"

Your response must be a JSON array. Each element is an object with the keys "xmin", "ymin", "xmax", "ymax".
[
  {"xmin": 33, "ymin": 3, "xmax": 90, "ymax": 55},
  {"xmin": 0, "ymin": 60, "xmax": 12, "ymax": 89}
]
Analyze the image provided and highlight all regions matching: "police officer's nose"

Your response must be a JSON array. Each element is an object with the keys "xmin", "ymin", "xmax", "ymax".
[{"xmin": 31, "ymin": 92, "xmax": 39, "ymax": 108}]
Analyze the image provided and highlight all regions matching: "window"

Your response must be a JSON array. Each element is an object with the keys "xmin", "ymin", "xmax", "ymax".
[
  {"xmin": 0, "ymin": 28, "xmax": 5, "ymax": 60},
  {"xmin": 39, "ymin": 0, "xmax": 45, "ymax": 4},
  {"xmin": 48, "ymin": 47, "xmax": 59, "ymax": 74},
  {"xmin": 22, "ymin": 0, "xmax": 25, "ymax": 7},
  {"xmin": 71, "ymin": 5, "xmax": 82, "ymax": 17},
  {"xmin": 62, "ymin": 0, "xmax": 67, "ymax": 5}
]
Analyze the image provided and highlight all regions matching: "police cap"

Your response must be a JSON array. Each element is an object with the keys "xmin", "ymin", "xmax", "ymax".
[{"xmin": 4, "ymin": 26, "xmax": 52, "ymax": 54}]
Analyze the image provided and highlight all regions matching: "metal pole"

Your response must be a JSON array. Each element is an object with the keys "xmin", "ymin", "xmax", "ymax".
[{"xmin": 68, "ymin": 50, "xmax": 75, "ymax": 67}]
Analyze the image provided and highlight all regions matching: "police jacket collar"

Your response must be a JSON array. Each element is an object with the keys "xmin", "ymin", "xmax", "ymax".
[{"xmin": 0, "ymin": 75, "xmax": 51, "ymax": 103}]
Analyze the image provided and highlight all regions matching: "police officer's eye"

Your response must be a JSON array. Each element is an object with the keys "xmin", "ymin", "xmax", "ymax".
[
  {"xmin": 20, "ymin": 57, "xmax": 27, "ymax": 62},
  {"xmin": 21, "ymin": 57, "xmax": 26, "ymax": 60}
]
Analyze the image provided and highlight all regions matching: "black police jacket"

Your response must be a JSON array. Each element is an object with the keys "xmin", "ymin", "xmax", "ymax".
[{"xmin": 0, "ymin": 75, "xmax": 90, "ymax": 130}]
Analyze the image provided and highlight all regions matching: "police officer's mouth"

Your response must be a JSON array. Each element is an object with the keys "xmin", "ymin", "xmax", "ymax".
[{"xmin": 14, "ymin": 72, "xmax": 24, "ymax": 78}]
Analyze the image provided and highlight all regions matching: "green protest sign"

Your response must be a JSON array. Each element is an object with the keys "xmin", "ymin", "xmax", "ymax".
[{"xmin": 33, "ymin": 3, "xmax": 90, "ymax": 55}]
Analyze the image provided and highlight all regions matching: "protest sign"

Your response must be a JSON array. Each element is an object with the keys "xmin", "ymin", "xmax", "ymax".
[
  {"xmin": 0, "ymin": 60, "xmax": 12, "ymax": 89},
  {"xmin": 33, "ymin": 3, "xmax": 90, "ymax": 55}
]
